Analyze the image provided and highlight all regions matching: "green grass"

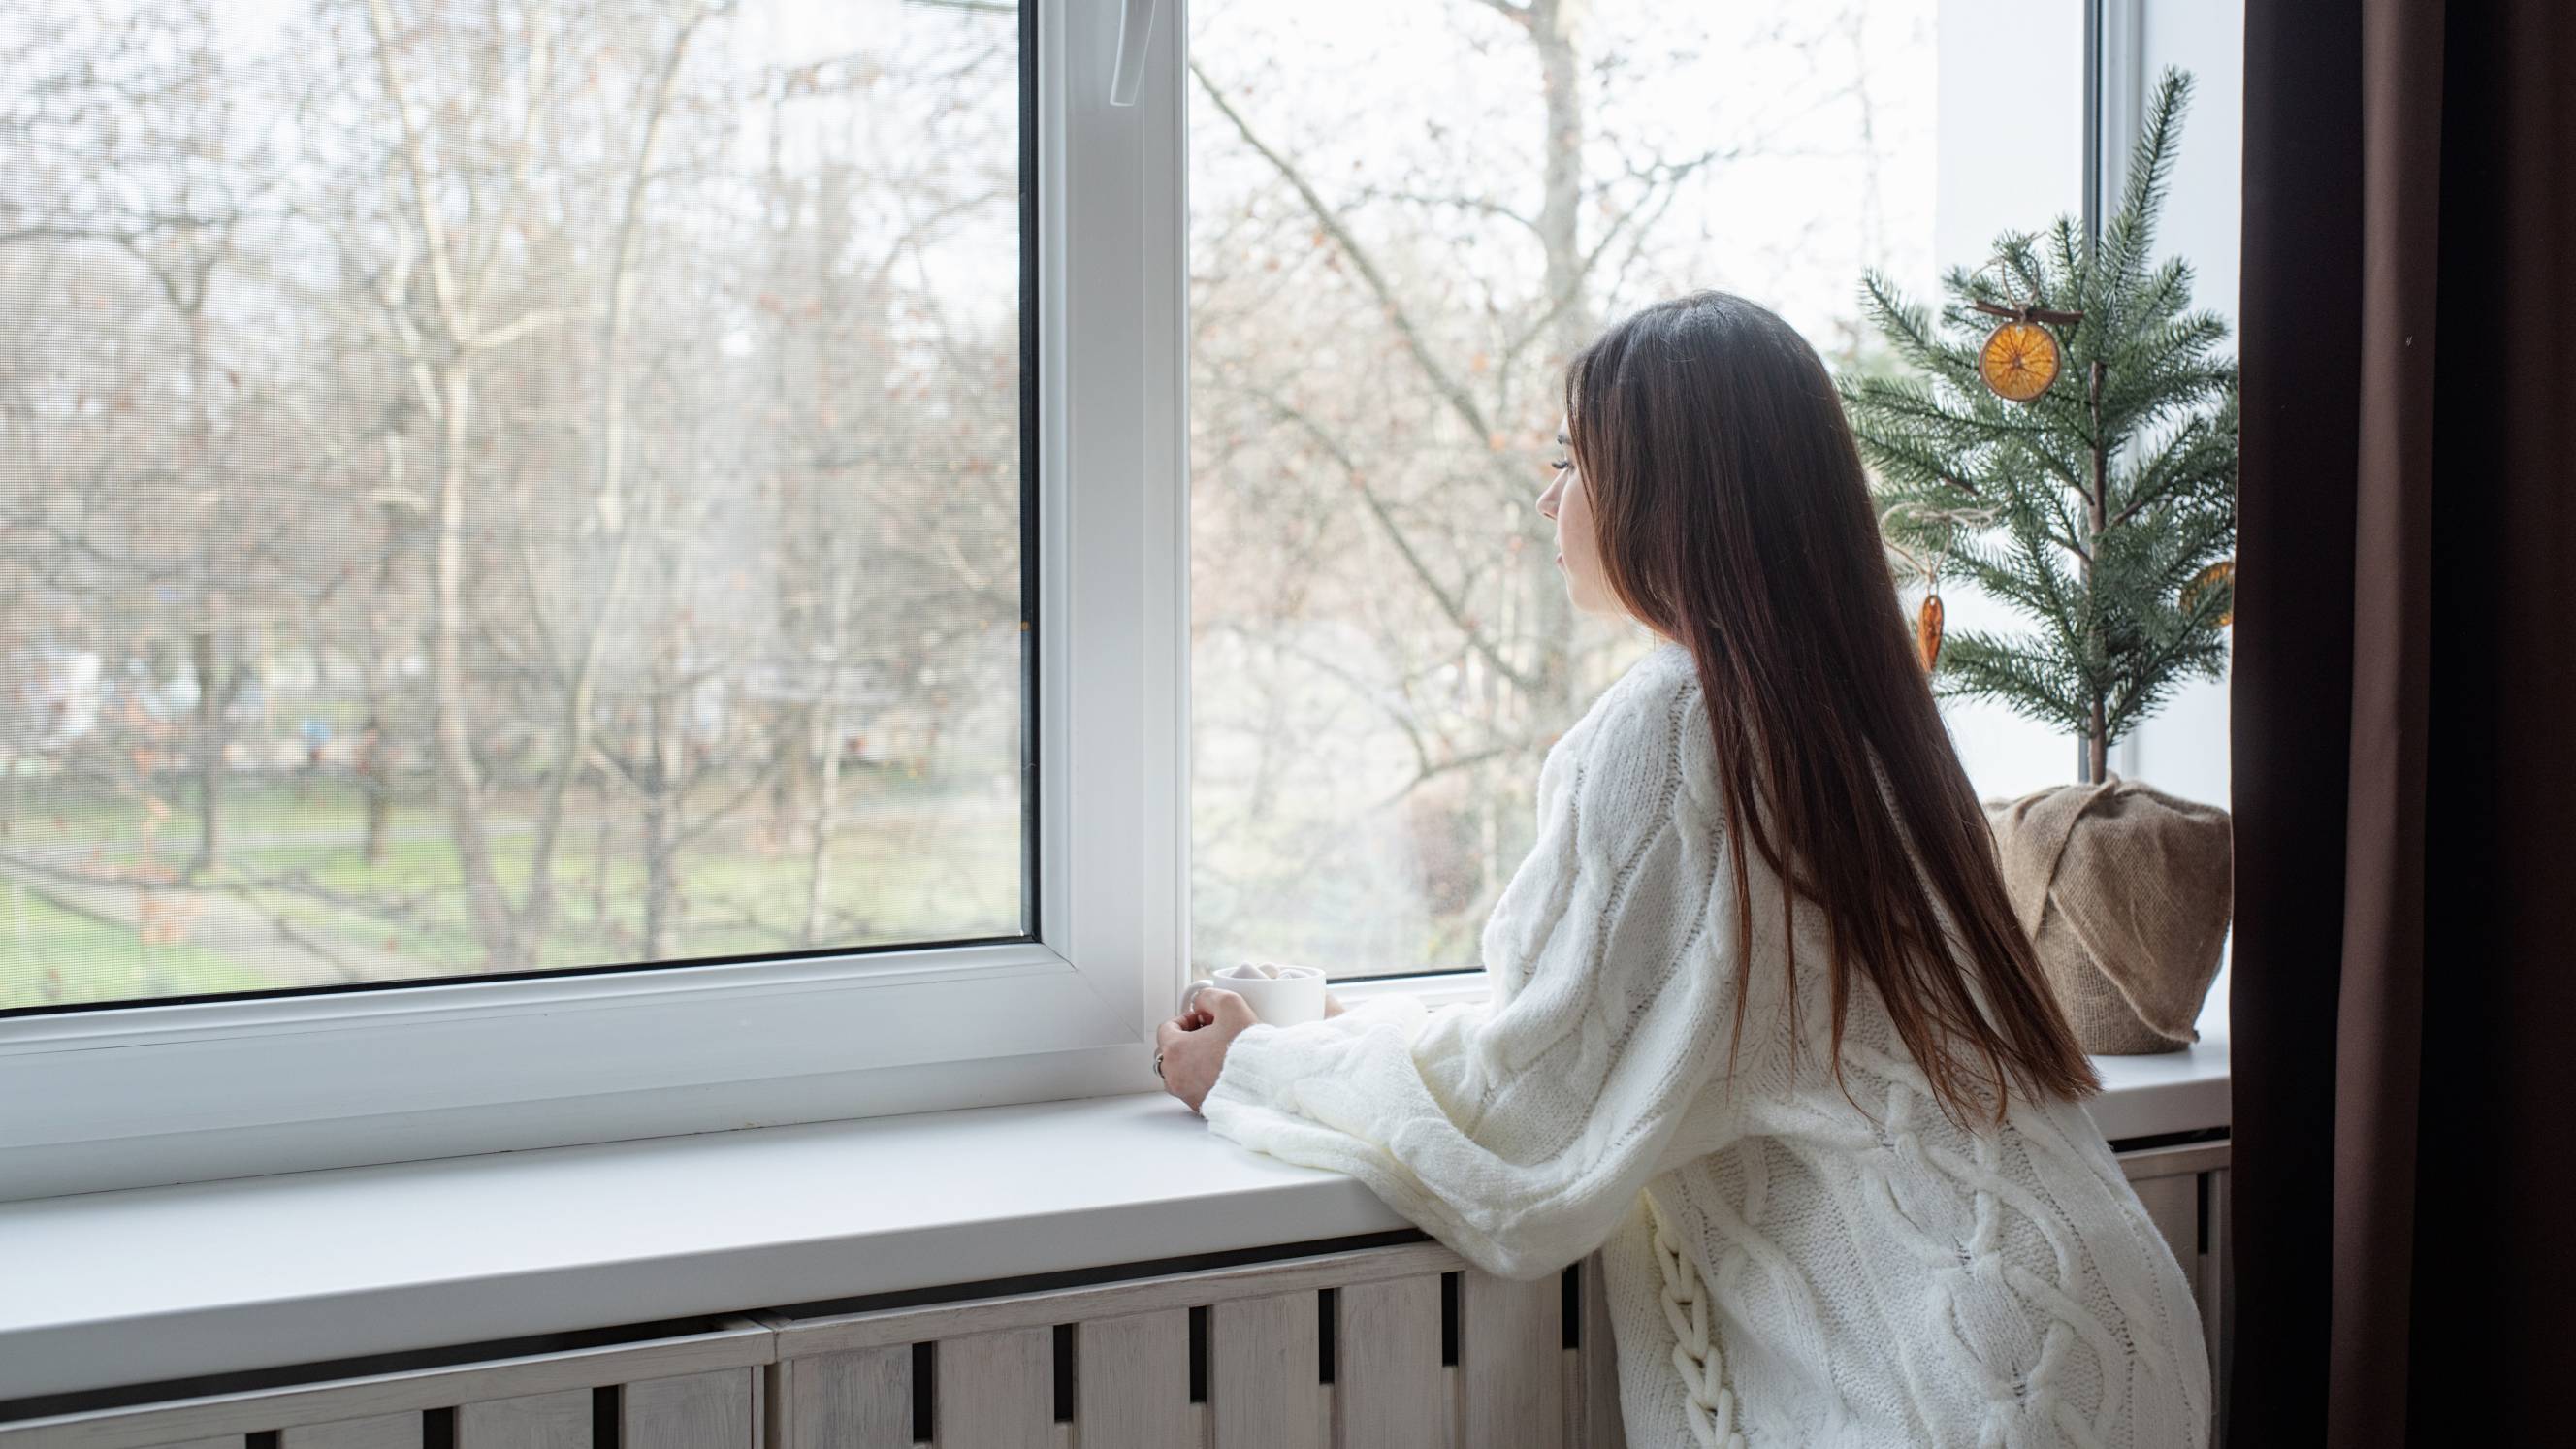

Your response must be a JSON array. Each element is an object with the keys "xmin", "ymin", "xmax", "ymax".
[
  {"xmin": 0, "ymin": 772, "xmax": 1024, "ymax": 1010},
  {"xmin": 0, "ymin": 885, "xmax": 280, "ymax": 1009}
]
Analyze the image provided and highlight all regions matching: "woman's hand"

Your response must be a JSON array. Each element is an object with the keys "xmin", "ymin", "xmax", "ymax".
[{"xmin": 1157, "ymin": 986, "xmax": 1259, "ymax": 1114}]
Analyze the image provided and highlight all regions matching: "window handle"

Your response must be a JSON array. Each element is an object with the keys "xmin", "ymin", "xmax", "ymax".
[{"xmin": 1109, "ymin": 0, "xmax": 1157, "ymax": 106}]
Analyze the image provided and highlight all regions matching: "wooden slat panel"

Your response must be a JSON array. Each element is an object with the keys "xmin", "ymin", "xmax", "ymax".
[
  {"xmin": 141, "ymin": 1440, "xmax": 238, "ymax": 1449},
  {"xmin": 458, "ymin": 1390, "xmax": 589, "ymax": 1449},
  {"xmin": 1208, "ymin": 1292, "xmax": 1321, "ymax": 1449},
  {"xmin": 625, "ymin": 1370, "xmax": 752, "ymax": 1449},
  {"xmin": 1331, "ymin": 1276, "xmax": 1441, "ymax": 1448},
  {"xmin": 0, "ymin": 1325, "xmax": 771, "ymax": 1449},
  {"xmin": 1578, "ymin": 1253, "xmax": 1624, "ymax": 1449},
  {"xmin": 1459, "ymin": 1271, "xmax": 1562, "ymax": 1449},
  {"xmin": 2132, "ymin": 1172, "xmax": 2199, "ymax": 1299},
  {"xmin": 280, "ymin": 1415, "xmax": 416, "ymax": 1449},
  {"xmin": 1075, "ymin": 1310, "xmax": 1192, "ymax": 1449},
  {"xmin": 934, "ymin": 1328, "xmax": 1052, "ymax": 1449},
  {"xmin": 779, "ymin": 1349, "xmax": 910, "ymax": 1449},
  {"xmin": 773, "ymin": 1240, "xmax": 1465, "ymax": 1359},
  {"xmin": 2115, "ymin": 1135, "xmax": 2229, "ymax": 1448}
]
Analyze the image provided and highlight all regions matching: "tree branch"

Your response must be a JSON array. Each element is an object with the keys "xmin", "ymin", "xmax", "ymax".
[
  {"xmin": 1191, "ymin": 62, "xmax": 1494, "ymax": 443},
  {"xmin": 362, "ymin": 0, "xmax": 466, "ymax": 339},
  {"xmin": 1244, "ymin": 386, "xmax": 1537, "ymax": 695},
  {"xmin": 1498, "ymin": 145, "xmax": 1729, "ymax": 372},
  {"xmin": 1361, "ymin": 186, "xmax": 1540, "ymax": 238}
]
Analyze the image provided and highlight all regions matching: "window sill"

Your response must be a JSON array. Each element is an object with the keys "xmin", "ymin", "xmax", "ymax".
[{"xmin": 0, "ymin": 1019, "xmax": 2228, "ymax": 1404}]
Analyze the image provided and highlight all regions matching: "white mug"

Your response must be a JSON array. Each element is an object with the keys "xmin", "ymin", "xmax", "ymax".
[{"xmin": 1182, "ymin": 961, "xmax": 1328, "ymax": 1026}]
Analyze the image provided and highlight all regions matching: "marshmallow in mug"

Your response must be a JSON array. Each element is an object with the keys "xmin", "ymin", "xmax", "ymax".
[{"xmin": 1182, "ymin": 960, "xmax": 1329, "ymax": 1026}]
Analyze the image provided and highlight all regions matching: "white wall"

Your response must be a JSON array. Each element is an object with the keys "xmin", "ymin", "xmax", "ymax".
[{"xmin": 1931, "ymin": 0, "xmax": 2240, "ymax": 810}]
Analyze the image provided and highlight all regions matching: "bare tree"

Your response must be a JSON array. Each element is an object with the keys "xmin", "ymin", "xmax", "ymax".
[{"xmin": 342, "ymin": 0, "xmax": 715, "ymax": 967}]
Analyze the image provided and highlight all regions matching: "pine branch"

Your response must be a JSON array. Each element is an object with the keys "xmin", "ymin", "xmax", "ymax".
[
  {"xmin": 1937, "ymin": 633, "xmax": 2093, "ymax": 736},
  {"xmin": 2099, "ymin": 70, "xmax": 2194, "ymax": 303},
  {"xmin": 1858, "ymin": 270, "xmax": 1978, "ymax": 379},
  {"xmin": 2105, "ymin": 624, "xmax": 2228, "ymax": 740},
  {"xmin": 2106, "ymin": 412, "xmax": 2229, "ymax": 529}
]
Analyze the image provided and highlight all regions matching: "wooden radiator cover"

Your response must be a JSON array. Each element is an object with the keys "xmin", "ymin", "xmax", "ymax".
[
  {"xmin": 0, "ymin": 1142, "xmax": 2226, "ymax": 1449},
  {"xmin": 757, "ymin": 1238, "xmax": 1612, "ymax": 1449}
]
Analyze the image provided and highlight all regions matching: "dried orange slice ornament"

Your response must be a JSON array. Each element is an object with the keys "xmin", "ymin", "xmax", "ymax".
[
  {"xmin": 1978, "ymin": 321, "xmax": 2061, "ymax": 402},
  {"xmin": 2181, "ymin": 558, "xmax": 2236, "ymax": 627},
  {"xmin": 1964, "ymin": 267, "xmax": 2084, "ymax": 404},
  {"xmin": 1916, "ymin": 593, "xmax": 1945, "ymax": 670}
]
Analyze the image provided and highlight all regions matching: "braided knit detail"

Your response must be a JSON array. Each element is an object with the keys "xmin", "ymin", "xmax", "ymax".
[
  {"xmin": 1646, "ymin": 1189, "xmax": 1748, "ymax": 1449},
  {"xmin": 1199, "ymin": 640, "xmax": 2212, "ymax": 1445}
]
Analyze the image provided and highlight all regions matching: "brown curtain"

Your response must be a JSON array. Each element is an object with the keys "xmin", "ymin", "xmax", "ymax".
[{"xmin": 2235, "ymin": 1, "xmax": 2576, "ymax": 1443}]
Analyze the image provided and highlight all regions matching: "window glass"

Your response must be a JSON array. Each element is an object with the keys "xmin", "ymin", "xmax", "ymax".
[
  {"xmin": 1187, "ymin": 0, "xmax": 1938, "ymax": 979},
  {"xmin": 0, "ymin": 0, "xmax": 1028, "ymax": 1012}
]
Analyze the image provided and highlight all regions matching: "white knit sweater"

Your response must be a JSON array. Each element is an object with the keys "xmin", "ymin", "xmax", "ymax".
[{"xmin": 1201, "ymin": 639, "xmax": 2211, "ymax": 1447}]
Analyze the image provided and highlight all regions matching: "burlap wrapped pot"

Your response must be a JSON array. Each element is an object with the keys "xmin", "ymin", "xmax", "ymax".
[{"xmin": 1981, "ymin": 776, "xmax": 2232, "ymax": 1054}]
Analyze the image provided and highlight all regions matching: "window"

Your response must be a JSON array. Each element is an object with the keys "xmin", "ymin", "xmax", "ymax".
[
  {"xmin": 4, "ymin": 0, "xmax": 1030, "ymax": 1014},
  {"xmin": 2, "ymin": 0, "xmax": 2238, "ymax": 1200},
  {"xmin": 1188, "ymin": 0, "xmax": 2240, "ymax": 983},
  {"xmin": 0, "ymin": 0, "xmax": 1185, "ymax": 1200},
  {"xmin": 1186, "ymin": 1, "xmax": 1939, "ymax": 980}
]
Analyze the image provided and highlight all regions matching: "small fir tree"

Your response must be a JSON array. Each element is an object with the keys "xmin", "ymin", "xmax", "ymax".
[{"xmin": 1842, "ymin": 68, "xmax": 2236, "ymax": 784}]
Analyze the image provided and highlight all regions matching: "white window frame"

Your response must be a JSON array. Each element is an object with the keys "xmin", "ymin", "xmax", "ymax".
[{"xmin": 0, "ymin": 0, "xmax": 1191, "ymax": 1204}]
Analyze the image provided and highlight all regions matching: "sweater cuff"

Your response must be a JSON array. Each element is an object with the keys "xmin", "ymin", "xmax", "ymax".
[
  {"xmin": 1204, "ymin": 992, "xmax": 1432, "ymax": 1119},
  {"xmin": 1203, "ymin": 1020, "xmax": 1310, "ymax": 1118}
]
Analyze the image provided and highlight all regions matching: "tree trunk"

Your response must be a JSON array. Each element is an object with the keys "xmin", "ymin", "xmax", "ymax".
[
  {"xmin": 641, "ymin": 686, "xmax": 680, "ymax": 961},
  {"xmin": 772, "ymin": 701, "xmax": 810, "ymax": 847},
  {"xmin": 190, "ymin": 629, "xmax": 223, "ymax": 875},
  {"xmin": 800, "ymin": 572, "xmax": 853, "ymax": 947},
  {"xmin": 359, "ymin": 709, "xmax": 390, "ymax": 865},
  {"xmin": 1535, "ymin": 8, "xmax": 1588, "ymax": 362},
  {"xmin": 589, "ymin": 771, "xmax": 612, "ymax": 933},
  {"xmin": 514, "ymin": 13, "xmax": 698, "ymax": 958},
  {"xmin": 2083, "ymin": 360, "xmax": 2109, "ymax": 783},
  {"xmin": 1529, "ymin": 0, "xmax": 1589, "ymax": 715},
  {"xmin": 638, "ymin": 536, "xmax": 692, "ymax": 962},
  {"xmin": 800, "ymin": 703, "xmax": 844, "ymax": 949},
  {"xmin": 430, "ymin": 368, "xmax": 517, "ymax": 966},
  {"xmin": 185, "ymin": 306, "xmax": 226, "ymax": 878}
]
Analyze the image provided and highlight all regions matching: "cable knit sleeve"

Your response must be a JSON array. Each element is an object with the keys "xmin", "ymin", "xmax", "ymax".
[{"xmin": 1199, "ymin": 653, "xmax": 1743, "ymax": 1282}]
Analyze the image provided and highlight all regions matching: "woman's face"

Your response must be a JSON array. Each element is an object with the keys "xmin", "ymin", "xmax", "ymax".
[{"xmin": 1538, "ymin": 415, "xmax": 1617, "ymax": 616}]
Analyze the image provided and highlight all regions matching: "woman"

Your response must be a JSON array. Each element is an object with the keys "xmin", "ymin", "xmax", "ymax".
[{"xmin": 1156, "ymin": 292, "xmax": 2211, "ymax": 1447}]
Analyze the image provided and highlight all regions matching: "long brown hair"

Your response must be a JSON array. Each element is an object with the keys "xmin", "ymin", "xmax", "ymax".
[{"xmin": 1565, "ymin": 290, "xmax": 2098, "ymax": 1123}]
